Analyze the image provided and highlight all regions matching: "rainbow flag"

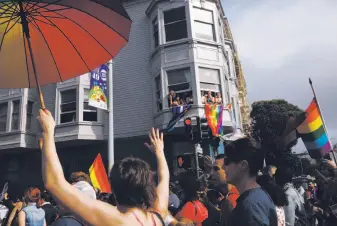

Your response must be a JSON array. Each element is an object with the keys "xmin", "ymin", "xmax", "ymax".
[
  {"xmin": 204, "ymin": 104, "xmax": 224, "ymax": 136},
  {"xmin": 89, "ymin": 154, "xmax": 111, "ymax": 193},
  {"xmin": 297, "ymin": 98, "xmax": 332, "ymax": 159}
]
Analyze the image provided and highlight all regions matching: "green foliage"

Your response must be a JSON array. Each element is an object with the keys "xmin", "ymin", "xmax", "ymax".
[{"xmin": 250, "ymin": 99, "xmax": 304, "ymax": 168}]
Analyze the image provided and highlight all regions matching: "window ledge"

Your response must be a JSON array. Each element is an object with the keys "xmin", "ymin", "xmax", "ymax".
[
  {"xmin": 0, "ymin": 130, "xmax": 35, "ymax": 137},
  {"xmin": 153, "ymin": 104, "xmax": 204, "ymax": 118},
  {"xmin": 151, "ymin": 38, "xmax": 192, "ymax": 58},
  {"xmin": 56, "ymin": 121, "xmax": 103, "ymax": 128}
]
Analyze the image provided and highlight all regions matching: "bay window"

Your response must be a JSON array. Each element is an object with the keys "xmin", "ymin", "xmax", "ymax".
[
  {"xmin": 167, "ymin": 68, "xmax": 193, "ymax": 106},
  {"xmin": 26, "ymin": 101, "xmax": 33, "ymax": 131},
  {"xmin": 0, "ymin": 103, "xmax": 8, "ymax": 132},
  {"xmin": 194, "ymin": 8, "xmax": 215, "ymax": 41},
  {"xmin": 83, "ymin": 89, "xmax": 97, "ymax": 122},
  {"xmin": 155, "ymin": 76, "xmax": 163, "ymax": 111},
  {"xmin": 164, "ymin": 7, "xmax": 187, "ymax": 42},
  {"xmin": 60, "ymin": 89, "xmax": 77, "ymax": 123},
  {"xmin": 11, "ymin": 100, "xmax": 20, "ymax": 131}
]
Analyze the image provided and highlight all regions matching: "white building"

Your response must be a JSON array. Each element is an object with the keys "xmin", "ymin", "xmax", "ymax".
[{"xmin": 0, "ymin": 0, "xmax": 246, "ymax": 185}]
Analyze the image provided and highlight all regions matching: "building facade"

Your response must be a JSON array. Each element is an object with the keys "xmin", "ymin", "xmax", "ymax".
[{"xmin": 0, "ymin": 0, "xmax": 248, "ymax": 186}]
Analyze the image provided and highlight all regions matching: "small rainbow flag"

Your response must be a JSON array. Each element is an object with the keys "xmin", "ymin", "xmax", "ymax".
[
  {"xmin": 297, "ymin": 98, "xmax": 332, "ymax": 158},
  {"xmin": 89, "ymin": 153, "xmax": 111, "ymax": 193},
  {"xmin": 204, "ymin": 104, "xmax": 224, "ymax": 136}
]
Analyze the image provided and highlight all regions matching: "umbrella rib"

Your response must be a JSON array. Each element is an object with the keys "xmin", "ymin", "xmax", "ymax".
[
  {"xmin": 24, "ymin": 0, "xmax": 62, "ymax": 13},
  {"xmin": 22, "ymin": 31, "xmax": 31, "ymax": 88},
  {"xmin": 28, "ymin": 16, "xmax": 63, "ymax": 82},
  {"xmin": 0, "ymin": 13, "xmax": 14, "ymax": 53},
  {"xmin": 0, "ymin": 3, "xmax": 17, "ymax": 17},
  {"xmin": 3, "ymin": 17, "xmax": 21, "ymax": 35},
  {"xmin": 28, "ymin": 16, "xmax": 54, "ymax": 26},
  {"xmin": 34, "ymin": 14, "xmax": 90, "ymax": 71},
  {"xmin": 33, "ymin": 10, "xmax": 112, "ymax": 58},
  {"xmin": 0, "ymin": 16, "xmax": 18, "ymax": 26}
]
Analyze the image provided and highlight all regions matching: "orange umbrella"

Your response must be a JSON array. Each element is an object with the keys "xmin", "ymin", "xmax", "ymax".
[{"xmin": 0, "ymin": 0, "xmax": 131, "ymax": 108}]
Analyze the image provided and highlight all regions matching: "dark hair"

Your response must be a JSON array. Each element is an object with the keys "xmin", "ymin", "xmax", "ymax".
[
  {"xmin": 216, "ymin": 154, "xmax": 225, "ymax": 160},
  {"xmin": 41, "ymin": 190, "xmax": 53, "ymax": 202},
  {"xmin": 262, "ymin": 165, "xmax": 273, "ymax": 176},
  {"xmin": 24, "ymin": 187, "xmax": 41, "ymax": 203},
  {"xmin": 109, "ymin": 157, "xmax": 156, "ymax": 209},
  {"xmin": 257, "ymin": 175, "xmax": 288, "ymax": 207},
  {"xmin": 98, "ymin": 192, "xmax": 117, "ymax": 206},
  {"xmin": 225, "ymin": 137, "xmax": 264, "ymax": 176},
  {"xmin": 69, "ymin": 172, "xmax": 91, "ymax": 185},
  {"xmin": 275, "ymin": 167, "xmax": 293, "ymax": 186}
]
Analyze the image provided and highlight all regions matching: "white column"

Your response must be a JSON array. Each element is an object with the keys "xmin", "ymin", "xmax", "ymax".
[{"xmin": 108, "ymin": 60, "xmax": 114, "ymax": 171}]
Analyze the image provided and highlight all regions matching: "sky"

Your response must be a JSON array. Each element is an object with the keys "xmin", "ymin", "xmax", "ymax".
[{"xmin": 221, "ymin": 0, "xmax": 337, "ymax": 152}]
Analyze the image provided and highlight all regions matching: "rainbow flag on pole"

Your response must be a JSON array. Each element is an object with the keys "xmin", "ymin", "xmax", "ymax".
[
  {"xmin": 204, "ymin": 104, "xmax": 224, "ymax": 136},
  {"xmin": 89, "ymin": 153, "xmax": 111, "ymax": 193},
  {"xmin": 297, "ymin": 98, "xmax": 332, "ymax": 158}
]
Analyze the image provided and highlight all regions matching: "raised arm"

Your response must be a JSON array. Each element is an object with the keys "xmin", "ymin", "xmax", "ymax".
[
  {"xmin": 145, "ymin": 128, "xmax": 169, "ymax": 216},
  {"xmin": 37, "ymin": 109, "xmax": 127, "ymax": 226}
]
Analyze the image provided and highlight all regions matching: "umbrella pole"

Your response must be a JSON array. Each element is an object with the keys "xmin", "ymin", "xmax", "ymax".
[
  {"xmin": 26, "ymin": 37, "xmax": 46, "ymax": 109},
  {"xmin": 18, "ymin": 1, "xmax": 45, "ymax": 109}
]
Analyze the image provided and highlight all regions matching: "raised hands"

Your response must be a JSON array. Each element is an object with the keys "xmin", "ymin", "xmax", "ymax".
[{"xmin": 145, "ymin": 128, "xmax": 164, "ymax": 156}]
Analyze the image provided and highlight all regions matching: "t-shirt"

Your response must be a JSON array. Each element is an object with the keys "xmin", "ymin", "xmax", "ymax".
[
  {"xmin": 169, "ymin": 193, "xmax": 180, "ymax": 209},
  {"xmin": 176, "ymin": 200, "xmax": 208, "ymax": 226},
  {"xmin": 230, "ymin": 187, "xmax": 278, "ymax": 226}
]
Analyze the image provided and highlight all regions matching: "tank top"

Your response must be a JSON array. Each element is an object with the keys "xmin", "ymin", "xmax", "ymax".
[
  {"xmin": 131, "ymin": 211, "xmax": 157, "ymax": 226},
  {"xmin": 22, "ymin": 203, "xmax": 45, "ymax": 226}
]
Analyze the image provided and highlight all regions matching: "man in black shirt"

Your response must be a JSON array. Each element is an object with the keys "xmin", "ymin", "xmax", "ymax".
[
  {"xmin": 39, "ymin": 191, "xmax": 58, "ymax": 225},
  {"xmin": 224, "ymin": 137, "xmax": 278, "ymax": 226}
]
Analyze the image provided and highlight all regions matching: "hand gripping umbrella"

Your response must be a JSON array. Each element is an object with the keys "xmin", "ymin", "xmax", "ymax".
[{"xmin": 0, "ymin": 0, "xmax": 131, "ymax": 108}]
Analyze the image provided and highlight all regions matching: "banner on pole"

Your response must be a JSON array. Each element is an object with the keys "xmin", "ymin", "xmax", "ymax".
[{"xmin": 89, "ymin": 64, "xmax": 109, "ymax": 110}]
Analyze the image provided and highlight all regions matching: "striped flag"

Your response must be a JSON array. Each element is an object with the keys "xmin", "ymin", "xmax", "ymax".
[
  {"xmin": 166, "ymin": 105, "xmax": 192, "ymax": 132},
  {"xmin": 204, "ymin": 104, "xmax": 224, "ymax": 136},
  {"xmin": 89, "ymin": 153, "xmax": 111, "ymax": 193},
  {"xmin": 297, "ymin": 98, "xmax": 332, "ymax": 159}
]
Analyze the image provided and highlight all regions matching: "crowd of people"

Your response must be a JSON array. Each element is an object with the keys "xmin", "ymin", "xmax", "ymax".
[{"xmin": 0, "ymin": 109, "xmax": 337, "ymax": 226}]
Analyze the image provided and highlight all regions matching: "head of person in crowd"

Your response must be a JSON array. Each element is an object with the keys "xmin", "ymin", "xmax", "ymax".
[
  {"xmin": 97, "ymin": 192, "xmax": 117, "ymax": 206},
  {"xmin": 38, "ymin": 190, "xmax": 54, "ymax": 206},
  {"xmin": 224, "ymin": 137, "xmax": 264, "ymax": 189},
  {"xmin": 177, "ymin": 156, "xmax": 184, "ymax": 168},
  {"xmin": 262, "ymin": 165, "xmax": 277, "ymax": 178},
  {"xmin": 68, "ymin": 171, "xmax": 92, "ymax": 185},
  {"xmin": 179, "ymin": 170, "xmax": 201, "ymax": 202},
  {"xmin": 257, "ymin": 175, "xmax": 288, "ymax": 207},
  {"xmin": 23, "ymin": 187, "xmax": 41, "ymax": 205},
  {"xmin": 109, "ymin": 157, "xmax": 156, "ymax": 209},
  {"xmin": 209, "ymin": 158, "xmax": 227, "ymax": 187},
  {"xmin": 274, "ymin": 167, "xmax": 293, "ymax": 187},
  {"xmin": 59, "ymin": 181, "xmax": 97, "ymax": 216}
]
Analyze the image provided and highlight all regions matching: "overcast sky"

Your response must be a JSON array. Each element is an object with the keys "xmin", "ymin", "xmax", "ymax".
[{"xmin": 222, "ymin": 0, "xmax": 337, "ymax": 151}]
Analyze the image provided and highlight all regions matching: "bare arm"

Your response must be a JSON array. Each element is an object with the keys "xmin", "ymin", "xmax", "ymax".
[
  {"xmin": 38, "ymin": 110, "xmax": 127, "ymax": 226},
  {"xmin": 145, "ymin": 129, "xmax": 169, "ymax": 216},
  {"xmin": 18, "ymin": 211, "xmax": 25, "ymax": 226}
]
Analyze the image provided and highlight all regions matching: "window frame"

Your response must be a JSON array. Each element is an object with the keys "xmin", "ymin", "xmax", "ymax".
[
  {"xmin": 199, "ymin": 67, "xmax": 221, "ymax": 93},
  {"xmin": 59, "ymin": 88, "xmax": 78, "ymax": 124},
  {"xmin": 152, "ymin": 17, "xmax": 159, "ymax": 48},
  {"xmin": 163, "ymin": 6, "xmax": 188, "ymax": 43},
  {"xmin": 193, "ymin": 7, "xmax": 215, "ymax": 41},
  {"xmin": 166, "ymin": 67, "xmax": 192, "ymax": 95}
]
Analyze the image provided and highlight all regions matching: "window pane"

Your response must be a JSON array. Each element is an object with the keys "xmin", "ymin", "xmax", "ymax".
[
  {"xmin": 61, "ymin": 112, "xmax": 76, "ymax": 123},
  {"xmin": 61, "ymin": 89, "xmax": 76, "ymax": 103},
  {"xmin": 153, "ymin": 19, "xmax": 159, "ymax": 47},
  {"xmin": 164, "ymin": 7, "xmax": 186, "ymax": 24},
  {"xmin": 26, "ymin": 114, "xmax": 32, "ymax": 131},
  {"xmin": 0, "ymin": 103, "xmax": 8, "ymax": 115},
  {"xmin": 165, "ymin": 21, "xmax": 187, "ymax": 42},
  {"xmin": 194, "ymin": 8, "xmax": 213, "ymax": 24},
  {"xmin": 156, "ymin": 90, "xmax": 161, "ymax": 100},
  {"xmin": 199, "ymin": 68, "xmax": 220, "ymax": 83},
  {"xmin": 155, "ymin": 76, "xmax": 161, "ymax": 91},
  {"xmin": 157, "ymin": 102, "xmax": 163, "ymax": 111},
  {"xmin": 200, "ymin": 82, "xmax": 220, "ymax": 92},
  {"xmin": 84, "ymin": 102, "xmax": 97, "ymax": 111},
  {"xmin": 61, "ymin": 102, "xmax": 76, "ymax": 112},
  {"xmin": 0, "ymin": 103, "xmax": 7, "ymax": 132},
  {"xmin": 168, "ymin": 83, "xmax": 190, "ymax": 92},
  {"xmin": 11, "ymin": 100, "xmax": 20, "ymax": 130},
  {"xmin": 195, "ymin": 21, "xmax": 215, "ymax": 41},
  {"xmin": 27, "ymin": 101, "xmax": 33, "ymax": 114},
  {"xmin": 83, "ymin": 112, "xmax": 97, "ymax": 122},
  {"xmin": 167, "ymin": 68, "xmax": 190, "ymax": 85}
]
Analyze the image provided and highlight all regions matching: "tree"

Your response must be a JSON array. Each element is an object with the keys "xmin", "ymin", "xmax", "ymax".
[{"xmin": 250, "ymin": 99, "xmax": 304, "ymax": 168}]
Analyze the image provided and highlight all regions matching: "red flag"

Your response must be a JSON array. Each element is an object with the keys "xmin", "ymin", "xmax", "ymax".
[{"xmin": 89, "ymin": 154, "xmax": 111, "ymax": 193}]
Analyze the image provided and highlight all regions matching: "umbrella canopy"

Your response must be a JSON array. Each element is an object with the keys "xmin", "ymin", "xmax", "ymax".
[{"xmin": 0, "ymin": 0, "xmax": 131, "ymax": 88}]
